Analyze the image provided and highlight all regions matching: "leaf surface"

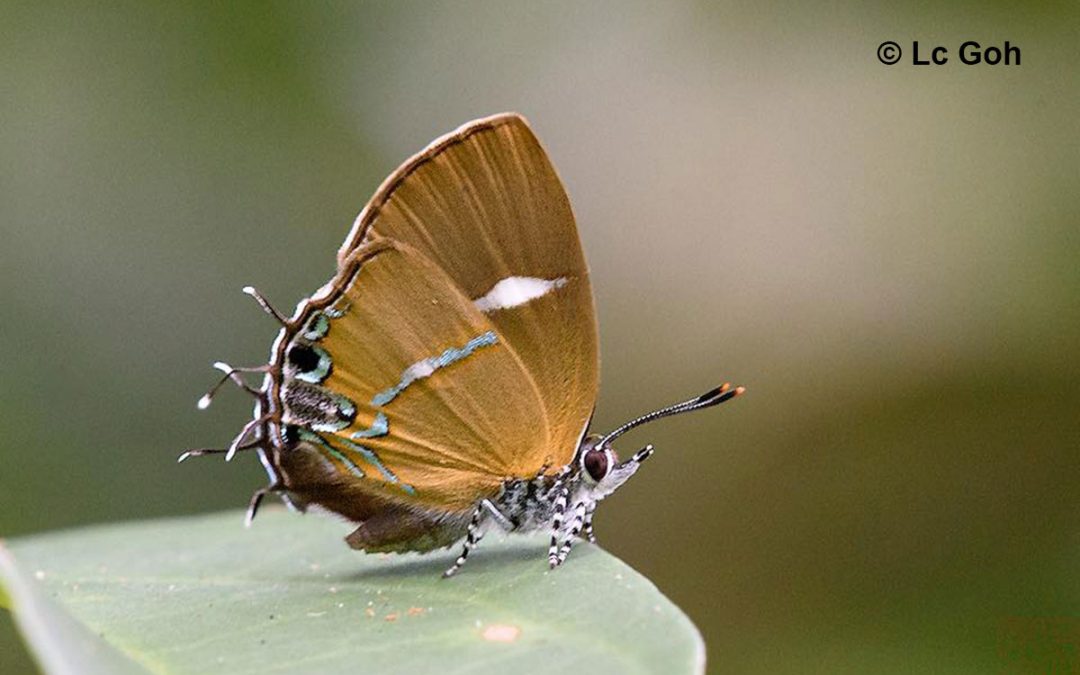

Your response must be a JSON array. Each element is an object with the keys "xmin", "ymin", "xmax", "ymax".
[{"xmin": 1, "ymin": 510, "xmax": 704, "ymax": 674}]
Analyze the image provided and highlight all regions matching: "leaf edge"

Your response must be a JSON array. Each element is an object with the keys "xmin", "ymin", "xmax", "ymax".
[{"xmin": 0, "ymin": 542, "xmax": 150, "ymax": 675}]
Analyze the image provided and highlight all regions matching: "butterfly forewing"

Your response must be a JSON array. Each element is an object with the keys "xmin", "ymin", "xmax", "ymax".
[
  {"xmin": 337, "ymin": 114, "xmax": 599, "ymax": 469},
  {"xmin": 278, "ymin": 238, "xmax": 553, "ymax": 513}
]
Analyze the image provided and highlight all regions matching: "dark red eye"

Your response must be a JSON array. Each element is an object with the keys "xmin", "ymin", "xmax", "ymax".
[{"xmin": 583, "ymin": 447, "xmax": 609, "ymax": 482}]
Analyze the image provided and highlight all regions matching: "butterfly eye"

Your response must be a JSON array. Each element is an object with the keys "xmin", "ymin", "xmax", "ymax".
[{"xmin": 582, "ymin": 447, "xmax": 610, "ymax": 483}]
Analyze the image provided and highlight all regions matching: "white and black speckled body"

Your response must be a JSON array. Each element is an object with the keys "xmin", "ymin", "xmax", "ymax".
[
  {"xmin": 438, "ymin": 383, "xmax": 743, "ymax": 576},
  {"xmin": 494, "ymin": 473, "xmax": 562, "ymax": 530},
  {"xmin": 440, "ymin": 434, "xmax": 657, "ymax": 577}
]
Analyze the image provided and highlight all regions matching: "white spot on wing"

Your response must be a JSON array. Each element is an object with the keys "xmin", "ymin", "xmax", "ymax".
[
  {"xmin": 404, "ymin": 360, "xmax": 437, "ymax": 380},
  {"xmin": 473, "ymin": 276, "xmax": 567, "ymax": 313}
]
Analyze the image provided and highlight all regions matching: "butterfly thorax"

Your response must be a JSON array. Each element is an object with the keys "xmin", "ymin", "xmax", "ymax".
[
  {"xmin": 494, "ymin": 473, "xmax": 566, "ymax": 531},
  {"xmin": 490, "ymin": 437, "xmax": 642, "ymax": 538}
]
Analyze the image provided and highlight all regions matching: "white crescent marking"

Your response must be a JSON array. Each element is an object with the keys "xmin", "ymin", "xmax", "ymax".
[{"xmin": 473, "ymin": 276, "xmax": 568, "ymax": 313}]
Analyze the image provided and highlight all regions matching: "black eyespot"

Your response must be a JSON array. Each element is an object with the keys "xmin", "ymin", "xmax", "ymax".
[
  {"xmin": 283, "ymin": 424, "xmax": 300, "ymax": 445},
  {"xmin": 287, "ymin": 344, "xmax": 320, "ymax": 372},
  {"xmin": 583, "ymin": 447, "xmax": 609, "ymax": 482}
]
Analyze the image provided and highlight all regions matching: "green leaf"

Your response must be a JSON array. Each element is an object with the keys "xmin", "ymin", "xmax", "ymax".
[{"xmin": 1, "ymin": 510, "xmax": 704, "ymax": 674}]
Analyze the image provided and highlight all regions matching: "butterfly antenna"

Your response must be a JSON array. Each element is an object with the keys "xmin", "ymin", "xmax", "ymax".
[
  {"xmin": 196, "ymin": 362, "xmax": 266, "ymax": 410},
  {"xmin": 599, "ymin": 382, "xmax": 745, "ymax": 448},
  {"xmin": 242, "ymin": 286, "xmax": 289, "ymax": 326}
]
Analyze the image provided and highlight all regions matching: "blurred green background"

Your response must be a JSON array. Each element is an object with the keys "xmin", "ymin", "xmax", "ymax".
[{"xmin": 2, "ymin": 2, "xmax": 1078, "ymax": 673}]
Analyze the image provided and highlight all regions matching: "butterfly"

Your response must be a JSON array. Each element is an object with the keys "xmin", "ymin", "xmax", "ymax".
[{"xmin": 182, "ymin": 113, "xmax": 743, "ymax": 576}]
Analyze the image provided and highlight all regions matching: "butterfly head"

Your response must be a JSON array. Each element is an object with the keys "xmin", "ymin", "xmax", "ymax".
[
  {"xmin": 576, "ymin": 434, "xmax": 640, "ymax": 500},
  {"xmin": 573, "ymin": 382, "xmax": 745, "ymax": 500}
]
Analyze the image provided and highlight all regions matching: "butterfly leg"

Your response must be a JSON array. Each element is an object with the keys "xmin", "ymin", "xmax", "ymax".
[
  {"xmin": 481, "ymin": 499, "xmax": 514, "ymax": 532},
  {"xmin": 443, "ymin": 502, "xmax": 487, "ymax": 578},
  {"xmin": 548, "ymin": 467, "xmax": 572, "ymax": 568},
  {"xmin": 583, "ymin": 503, "xmax": 598, "ymax": 544},
  {"xmin": 557, "ymin": 500, "xmax": 588, "ymax": 564}
]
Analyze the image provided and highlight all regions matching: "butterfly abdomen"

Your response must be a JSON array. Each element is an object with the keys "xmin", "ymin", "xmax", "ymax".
[{"xmin": 343, "ymin": 505, "xmax": 471, "ymax": 554}]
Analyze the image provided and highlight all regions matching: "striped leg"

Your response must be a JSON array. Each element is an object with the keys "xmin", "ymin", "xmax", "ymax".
[
  {"xmin": 548, "ymin": 467, "xmax": 571, "ymax": 568},
  {"xmin": 481, "ymin": 499, "xmax": 514, "ymax": 532},
  {"xmin": 583, "ymin": 503, "xmax": 598, "ymax": 544},
  {"xmin": 443, "ymin": 502, "xmax": 486, "ymax": 578},
  {"xmin": 557, "ymin": 500, "xmax": 588, "ymax": 563}
]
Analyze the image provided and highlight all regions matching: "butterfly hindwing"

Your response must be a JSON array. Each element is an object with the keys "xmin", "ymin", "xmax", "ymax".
[{"xmin": 277, "ymin": 238, "xmax": 555, "ymax": 516}]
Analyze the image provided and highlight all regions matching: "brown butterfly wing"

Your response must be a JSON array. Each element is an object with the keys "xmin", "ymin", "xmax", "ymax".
[
  {"xmin": 276, "ymin": 239, "xmax": 555, "ymax": 529},
  {"xmin": 336, "ymin": 113, "xmax": 599, "ymax": 467},
  {"xmin": 275, "ymin": 447, "xmax": 465, "ymax": 553}
]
